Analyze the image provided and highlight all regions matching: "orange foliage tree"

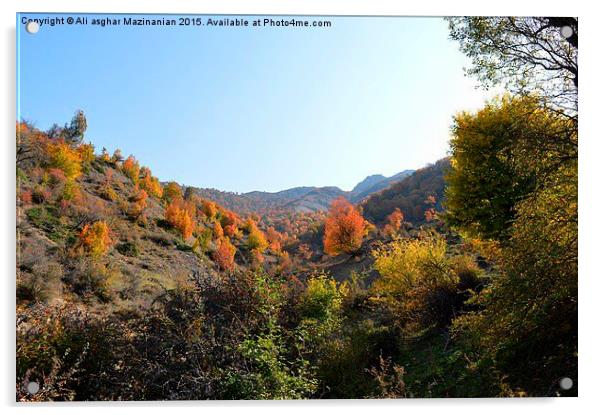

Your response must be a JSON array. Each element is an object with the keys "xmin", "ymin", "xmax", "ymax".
[
  {"xmin": 266, "ymin": 227, "xmax": 283, "ymax": 252},
  {"xmin": 139, "ymin": 167, "xmax": 163, "ymax": 198},
  {"xmin": 129, "ymin": 188, "xmax": 148, "ymax": 219},
  {"xmin": 122, "ymin": 155, "xmax": 140, "ymax": 184},
  {"xmin": 213, "ymin": 237, "xmax": 236, "ymax": 271},
  {"xmin": 79, "ymin": 221, "xmax": 113, "ymax": 257},
  {"xmin": 383, "ymin": 208, "xmax": 404, "ymax": 237},
  {"xmin": 323, "ymin": 197, "xmax": 366, "ymax": 256},
  {"xmin": 165, "ymin": 200, "xmax": 194, "ymax": 240},
  {"xmin": 213, "ymin": 221, "xmax": 224, "ymax": 239},
  {"xmin": 201, "ymin": 199, "xmax": 217, "ymax": 220}
]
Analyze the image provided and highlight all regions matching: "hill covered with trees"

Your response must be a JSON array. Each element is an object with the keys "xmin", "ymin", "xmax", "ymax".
[{"xmin": 16, "ymin": 16, "xmax": 577, "ymax": 401}]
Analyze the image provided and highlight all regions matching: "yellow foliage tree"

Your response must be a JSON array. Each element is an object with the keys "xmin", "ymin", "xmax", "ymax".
[{"xmin": 79, "ymin": 221, "xmax": 113, "ymax": 257}]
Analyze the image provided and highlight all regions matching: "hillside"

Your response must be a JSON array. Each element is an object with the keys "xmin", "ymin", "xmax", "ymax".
[
  {"xmin": 361, "ymin": 158, "xmax": 450, "ymax": 224},
  {"xmin": 187, "ymin": 169, "xmax": 415, "ymax": 215}
]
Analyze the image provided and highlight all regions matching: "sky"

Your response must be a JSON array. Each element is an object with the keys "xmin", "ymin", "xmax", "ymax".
[{"xmin": 17, "ymin": 13, "xmax": 495, "ymax": 193}]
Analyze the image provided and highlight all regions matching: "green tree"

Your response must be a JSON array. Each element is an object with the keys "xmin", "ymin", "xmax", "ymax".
[{"xmin": 445, "ymin": 95, "xmax": 575, "ymax": 240}]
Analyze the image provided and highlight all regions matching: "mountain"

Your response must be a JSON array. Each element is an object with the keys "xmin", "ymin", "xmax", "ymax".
[
  {"xmin": 351, "ymin": 174, "xmax": 386, "ymax": 195},
  {"xmin": 187, "ymin": 170, "xmax": 415, "ymax": 215},
  {"xmin": 348, "ymin": 169, "xmax": 415, "ymax": 203},
  {"xmin": 361, "ymin": 158, "xmax": 450, "ymax": 224}
]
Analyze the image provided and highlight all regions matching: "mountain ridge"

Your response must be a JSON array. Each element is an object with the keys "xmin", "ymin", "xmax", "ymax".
[{"xmin": 186, "ymin": 170, "xmax": 416, "ymax": 214}]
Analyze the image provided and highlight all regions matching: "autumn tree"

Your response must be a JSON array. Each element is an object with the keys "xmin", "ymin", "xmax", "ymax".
[
  {"xmin": 129, "ymin": 188, "xmax": 148, "ymax": 219},
  {"xmin": 139, "ymin": 167, "xmax": 163, "ymax": 198},
  {"xmin": 165, "ymin": 200, "xmax": 194, "ymax": 240},
  {"xmin": 201, "ymin": 199, "xmax": 217, "ymax": 220},
  {"xmin": 163, "ymin": 181, "xmax": 182, "ymax": 203},
  {"xmin": 213, "ymin": 237, "xmax": 236, "ymax": 271},
  {"xmin": 78, "ymin": 221, "xmax": 113, "ymax": 257},
  {"xmin": 323, "ymin": 197, "xmax": 366, "ymax": 256},
  {"xmin": 212, "ymin": 221, "xmax": 224, "ymax": 240},
  {"xmin": 247, "ymin": 222, "xmax": 269, "ymax": 253},
  {"xmin": 78, "ymin": 143, "xmax": 95, "ymax": 169},
  {"xmin": 383, "ymin": 208, "xmax": 404, "ymax": 237},
  {"xmin": 47, "ymin": 141, "xmax": 82, "ymax": 181},
  {"xmin": 266, "ymin": 227, "xmax": 283, "ymax": 252},
  {"xmin": 122, "ymin": 155, "xmax": 140, "ymax": 184}
]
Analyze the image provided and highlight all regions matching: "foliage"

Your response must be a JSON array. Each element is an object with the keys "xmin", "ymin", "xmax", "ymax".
[
  {"xmin": 323, "ymin": 197, "xmax": 365, "ymax": 255},
  {"xmin": 447, "ymin": 17, "xmax": 577, "ymax": 112},
  {"xmin": 445, "ymin": 95, "xmax": 575, "ymax": 240},
  {"xmin": 165, "ymin": 200, "xmax": 194, "ymax": 239},
  {"xmin": 139, "ymin": 167, "xmax": 163, "ymax": 198},
  {"xmin": 383, "ymin": 208, "xmax": 404, "ymax": 237},
  {"xmin": 372, "ymin": 235, "xmax": 474, "ymax": 331},
  {"xmin": 213, "ymin": 237, "xmax": 236, "ymax": 271},
  {"xmin": 121, "ymin": 155, "xmax": 140, "ymax": 184},
  {"xmin": 63, "ymin": 110, "xmax": 88, "ymax": 145},
  {"xmin": 362, "ymin": 159, "xmax": 449, "ymax": 225},
  {"xmin": 78, "ymin": 221, "xmax": 113, "ymax": 257},
  {"xmin": 247, "ymin": 221, "xmax": 269, "ymax": 253},
  {"xmin": 47, "ymin": 141, "xmax": 82, "ymax": 181},
  {"xmin": 162, "ymin": 182, "xmax": 182, "ymax": 203}
]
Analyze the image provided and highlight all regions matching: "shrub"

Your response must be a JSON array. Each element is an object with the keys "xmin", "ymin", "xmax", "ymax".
[
  {"xmin": 299, "ymin": 275, "xmax": 344, "ymax": 323},
  {"xmin": 372, "ymin": 235, "xmax": 463, "ymax": 330},
  {"xmin": 116, "ymin": 241, "xmax": 140, "ymax": 257},
  {"xmin": 19, "ymin": 189, "xmax": 33, "ymax": 204},
  {"xmin": 17, "ymin": 262, "xmax": 63, "ymax": 303}
]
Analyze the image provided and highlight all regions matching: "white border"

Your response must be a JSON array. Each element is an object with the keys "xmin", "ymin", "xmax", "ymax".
[{"xmin": 2, "ymin": 1, "xmax": 601, "ymax": 414}]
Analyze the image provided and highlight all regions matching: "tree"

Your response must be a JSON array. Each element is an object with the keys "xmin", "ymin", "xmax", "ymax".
[
  {"xmin": 111, "ymin": 149, "xmax": 123, "ymax": 164},
  {"xmin": 323, "ymin": 197, "xmax": 365, "ymax": 256},
  {"xmin": 79, "ymin": 221, "xmax": 113, "ymax": 257},
  {"xmin": 122, "ymin": 155, "xmax": 140, "ymax": 184},
  {"xmin": 247, "ymin": 225, "xmax": 268, "ymax": 253},
  {"xmin": 165, "ymin": 200, "xmax": 194, "ymax": 240},
  {"xmin": 163, "ymin": 182, "xmax": 182, "ymax": 203},
  {"xmin": 64, "ymin": 110, "xmax": 87, "ymax": 145},
  {"xmin": 139, "ymin": 167, "xmax": 163, "ymax": 198},
  {"xmin": 213, "ymin": 237, "xmax": 236, "ymax": 271},
  {"xmin": 445, "ymin": 95, "xmax": 575, "ymax": 240},
  {"xmin": 383, "ymin": 208, "xmax": 403, "ymax": 237},
  {"xmin": 129, "ymin": 188, "xmax": 148, "ymax": 219},
  {"xmin": 47, "ymin": 141, "xmax": 83, "ymax": 181},
  {"xmin": 201, "ymin": 199, "xmax": 217, "ymax": 220},
  {"xmin": 447, "ymin": 17, "xmax": 577, "ymax": 112}
]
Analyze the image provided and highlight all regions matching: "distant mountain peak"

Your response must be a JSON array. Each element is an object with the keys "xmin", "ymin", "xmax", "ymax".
[{"xmin": 351, "ymin": 174, "xmax": 387, "ymax": 195}]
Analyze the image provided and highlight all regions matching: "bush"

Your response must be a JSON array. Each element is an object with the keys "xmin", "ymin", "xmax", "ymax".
[
  {"xmin": 372, "ymin": 235, "xmax": 465, "ymax": 331},
  {"xmin": 17, "ymin": 262, "xmax": 63, "ymax": 303},
  {"xmin": 116, "ymin": 241, "xmax": 140, "ymax": 257}
]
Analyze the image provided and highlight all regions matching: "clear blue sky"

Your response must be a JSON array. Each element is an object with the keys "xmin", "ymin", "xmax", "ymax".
[{"xmin": 17, "ymin": 13, "xmax": 493, "ymax": 193}]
